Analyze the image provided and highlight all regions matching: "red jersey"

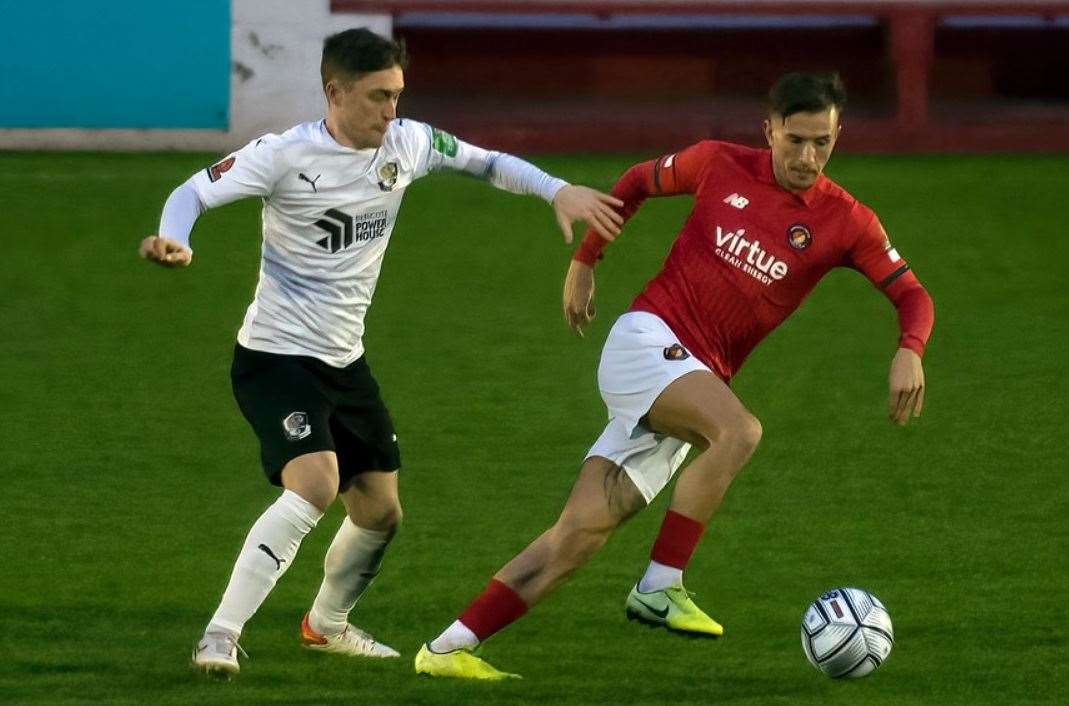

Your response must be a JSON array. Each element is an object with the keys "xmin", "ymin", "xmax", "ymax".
[{"xmin": 574, "ymin": 140, "xmax": 933, "ymax": 381}]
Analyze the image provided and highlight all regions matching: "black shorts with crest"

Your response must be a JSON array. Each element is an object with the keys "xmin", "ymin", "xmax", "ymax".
[{"xmin": 230, "ymin": 344, "xmax": 400, "ymax": 486}]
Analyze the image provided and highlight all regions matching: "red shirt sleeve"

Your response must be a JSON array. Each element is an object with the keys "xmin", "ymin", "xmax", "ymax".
[
  {"xmin": 573, "ymin": 141, "xmax": 718, "ymax": 266},
  {"xmin": 885, "ymin": 275, "xmax": 934, "ymax": 356},
  {"xmin": 844, "ymin": 205, "xmax": 935, "ymax": 356}
]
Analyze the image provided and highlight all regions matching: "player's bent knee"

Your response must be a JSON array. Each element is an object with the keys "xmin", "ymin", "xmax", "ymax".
[
  {"xmin": 354, "ymin": 501, "xmax": 402, "ymax": 532},
  {"xmin": 687, "ymin": 410, "xmax": 762, "ymax": 470},
  {"xmin": 738, "ymin": 413, "xmax": 763, "ymax": 453},
  {"xmin": 291, "ymin": 481, "xmax": 337, "ymax": 512},
  {"xmin": 712, "ymin": 410, "xmax": 762, "ymax": 452},
  {"xmin": 387, "ymin": 502, "xmax": 403, "ymax": 528},
  {"xmin": 281, "ymin": 453, "xmax": 340, "ymax": 511}
]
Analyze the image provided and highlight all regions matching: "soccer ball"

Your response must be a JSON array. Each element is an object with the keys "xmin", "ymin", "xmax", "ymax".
[{"xmin": 800, "ymin": 587, "xmax": 894, "ymax": 678}]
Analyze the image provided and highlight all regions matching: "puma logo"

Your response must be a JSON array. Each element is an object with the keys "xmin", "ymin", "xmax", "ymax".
[
  {"xmin": 298, "ymin": 172, "xmax": 322, "ymax": 192},
  {"xmin": 258, "ymin": 544, "xmax": 286, "ymax": 571}
]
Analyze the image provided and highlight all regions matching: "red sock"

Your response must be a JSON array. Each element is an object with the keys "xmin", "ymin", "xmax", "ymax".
[
  {"xmin": 650, "ymin": 510, "xmax": 705, "ymax": 569},
  {"xmin": 458, "ymin": 579, "xmax": 529, "ymax": 641}
]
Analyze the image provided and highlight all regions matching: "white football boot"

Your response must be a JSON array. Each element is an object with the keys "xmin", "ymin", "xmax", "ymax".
[
  {"xmin": 300, "ymin": 613, "xmax": 400, "ymax": 658},
  {"xmin": 192, "ymin": 630, "xmax": 247, "ymax": 677}
]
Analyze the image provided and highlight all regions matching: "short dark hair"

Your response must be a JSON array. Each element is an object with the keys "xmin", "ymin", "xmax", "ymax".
[
  {"xmin": 767, "ymin": 72, "xmax": 847, "ymax": 119},
  {"xmin": 321, "ymin": 28, "xmax": 408, "ymax": 88}
]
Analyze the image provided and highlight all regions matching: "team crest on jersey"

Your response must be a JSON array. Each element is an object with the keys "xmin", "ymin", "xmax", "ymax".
[
  {"xmin": 377, "ymin": 161, "xmax": 399, "ymax": 191},
  {"xmin": 207, "ymin": 156, "xmax": 236, "ymax": 182},
  {"xmin": 786, "ymin": 223, "xmax": 812, "ymax": 250},
  {"xmin": 663, "ymin": 343, "xmax": 691, "ymax": 361},
  {"xmin": 282, "ymin": 411, "xmax": 311, "ymax": 441}
]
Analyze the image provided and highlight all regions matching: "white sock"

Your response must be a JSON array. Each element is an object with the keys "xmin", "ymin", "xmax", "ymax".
[
  {"xmin": 308, "ymin": 518, "xmax": 393, "ymax": 635},
  {"xmin": 206, "ymin": 490, "xmax": 323, "ymax": 637},
  {"xmin": 429, "ymin": 620, "xmax": 479, "ymax": 654},
  {"xmin": 637, "ymin": 560, "xmax": 683, "ymax": 593}
]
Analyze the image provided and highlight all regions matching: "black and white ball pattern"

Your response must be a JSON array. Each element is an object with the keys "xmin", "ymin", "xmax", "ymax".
[{"xmin": 801, "ymin": 587, "xmax": 894, "ymax": 678}]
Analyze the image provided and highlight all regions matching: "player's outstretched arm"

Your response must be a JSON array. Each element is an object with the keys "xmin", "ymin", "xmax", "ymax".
[
  {"xmin": 842, "ymin": 212, "xmax": 934, "ymax": 426},
  {"xmin": 139, "ymin": 135, "xmax": 280, "ymax": 270},
  {"xmin": 552, "ymin": 185, "xmax": 624, "ymax": 244},
  {"xmin": 562, "ymin": 259, "xmax": 596, "ymax": 336},
  {"xmin": 139, "ymin": 235, "xmax": 192, "ymax": 268},
  {"xmin": 888, "ymin": 347, "xmax": 924, "ymax": 425},
  {"xmin": 561, "ymin": 158, "xmax": 670, "ymax": 336},
  {"xmin": 882, "ymin": 277, "xmax": 933, "ymax": 426},
  {"xmin": 568, "ymin": 143, "xmax": 713, "ymax": 268},
  {"xmin": 139, "ymin": 177, "xmax": 205, "ymax": 269},
  {"xmin": 416, "ymin": 125, "xmax": 623, "ymax": 243}
]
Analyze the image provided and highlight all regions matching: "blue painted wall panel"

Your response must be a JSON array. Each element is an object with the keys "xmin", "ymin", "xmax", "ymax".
[{"xmin": 0, "ymin": 0, "xmax": 230, "ymax": 129}]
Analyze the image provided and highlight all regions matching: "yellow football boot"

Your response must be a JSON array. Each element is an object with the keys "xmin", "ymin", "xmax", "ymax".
[
  {"xmin": 414, "ymin": 643, "xmax": 521, "ymax": 681},
  {"xmin": 625, "ymin": 584, "xmax": 724, "ymax": 637}
]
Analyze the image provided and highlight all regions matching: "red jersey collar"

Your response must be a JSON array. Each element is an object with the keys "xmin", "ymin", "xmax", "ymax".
[{"xmin": 759, "ymin": 150, "xmax": 825, "ymax": 208}]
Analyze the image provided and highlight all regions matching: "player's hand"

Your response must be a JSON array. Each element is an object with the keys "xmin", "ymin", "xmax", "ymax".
[
  {"xmin": 563, "ymin": 259, "xmax": 596, "ymax": 337},
  {"xmin": 552, "ymin": 185, "xmax": 624, "ymax": 244},
  {"xmin": 139, "ymin": 235, "xmax": 192, "ymax": 268},
  {"xmin": 887, "ymin": 347, "xmax": 924, "ymax": 426}
]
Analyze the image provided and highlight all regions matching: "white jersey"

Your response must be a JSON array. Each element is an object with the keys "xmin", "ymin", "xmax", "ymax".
[{"xmin": 174, "ymin": 119, "xmax": 566, "ymax": 367}]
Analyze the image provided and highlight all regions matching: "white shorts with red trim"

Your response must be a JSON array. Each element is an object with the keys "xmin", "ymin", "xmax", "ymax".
[{"xmin": 586, "ymin": 311, "xmax": 710, "ymax": 502}]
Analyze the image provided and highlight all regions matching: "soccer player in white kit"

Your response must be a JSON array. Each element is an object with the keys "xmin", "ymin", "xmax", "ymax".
[{"xmin": 138, "ymin": 28, "xmax": 623, "ymax": 677}]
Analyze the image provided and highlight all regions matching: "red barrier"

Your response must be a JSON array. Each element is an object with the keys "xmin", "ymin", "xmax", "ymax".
[
  {"xmin": 332, "ymin": 1, "xmax": 1069, "ymax": 152},
  {"xmin": 336, "ymin": 1, "xmax": 1065, "ymax": 13}
]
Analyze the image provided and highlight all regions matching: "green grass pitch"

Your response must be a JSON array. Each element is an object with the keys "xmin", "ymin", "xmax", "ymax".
[{"xmin": 0, "ymin": 150, "xmax": 1066, "ymax": 705}]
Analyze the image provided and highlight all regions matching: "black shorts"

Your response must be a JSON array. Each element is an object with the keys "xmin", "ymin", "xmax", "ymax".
[{"xmin": 230, "ymin": 344, "xmax": 401, "ymax": 486}]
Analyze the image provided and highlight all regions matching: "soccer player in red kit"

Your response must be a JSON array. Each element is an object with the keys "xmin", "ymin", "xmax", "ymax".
[{"xmin": 416, "ymin": 72, "xmax": 934, "ymax": 680}]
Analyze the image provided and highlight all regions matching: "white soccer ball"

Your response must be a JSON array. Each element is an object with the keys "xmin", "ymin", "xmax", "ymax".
[{"xmin": 800, "ymin": 587, "xmax": 894, "ymax": 678}]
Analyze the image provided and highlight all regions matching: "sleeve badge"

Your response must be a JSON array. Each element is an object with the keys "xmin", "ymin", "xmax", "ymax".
[{"xmin": 207, "ymin": 156, "xmax": 236, "ymax": 182}]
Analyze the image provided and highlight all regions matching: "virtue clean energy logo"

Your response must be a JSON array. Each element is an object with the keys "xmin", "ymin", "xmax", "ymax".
[{"xmin": 713, "ymin": 226, "xmax": 788, "ymax": 285}]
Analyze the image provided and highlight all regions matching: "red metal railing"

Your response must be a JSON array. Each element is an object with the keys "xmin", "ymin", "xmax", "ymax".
[{"xmin": 330, "ymin": 1, "xmax": 1069, "ymax": 151}]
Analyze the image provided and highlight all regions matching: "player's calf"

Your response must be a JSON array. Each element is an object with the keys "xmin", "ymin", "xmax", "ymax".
[
  {"xmin": 545, "ymin": 518, "xmax": 612, "ymax": 577},
  {"xmin": 499, "ymin": 459, "xmax": 643, "ymax": 603}
]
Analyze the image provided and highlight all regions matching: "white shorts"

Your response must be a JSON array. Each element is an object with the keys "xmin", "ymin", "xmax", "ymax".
[{"xmin": 586, "ymin": 311, "xmax": 711, "ymax": 503}]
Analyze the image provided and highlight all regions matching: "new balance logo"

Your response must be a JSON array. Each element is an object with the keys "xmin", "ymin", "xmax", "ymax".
[
  {"xmin": 313, "ymin": 208, "xmax": 389, "ymax": 253},
  {"xmin": 258, "ymin": 544, "xmax": 285, "ymax": 571},
  {"xmin": 298, "ymin": 172, "xmax": 321, "ymax": 192},
  {"xmin": 723, "ymin": 193, "xmax": 749, "ymax": 209}
]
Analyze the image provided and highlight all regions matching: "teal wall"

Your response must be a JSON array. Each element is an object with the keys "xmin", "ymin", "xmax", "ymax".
[{"xmin": 0, "ymin": 0, "xmax": 230, "ymax": 129}]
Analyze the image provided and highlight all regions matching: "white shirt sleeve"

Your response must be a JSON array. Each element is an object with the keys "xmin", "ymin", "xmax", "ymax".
[
  {"xmin": 188, "ymin": 134, "xmax": 285, "ymax": 209},
  {"xmin": 401, "ymin": 120, "xmax": 568, "ymax": 203},
  {"xmin": 157, "ymin": 134, "xmax": 285, "ymax": 250},
  {"xmin": 158, "ymin": 179, "xmax": 206, "ymax": 250}
]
